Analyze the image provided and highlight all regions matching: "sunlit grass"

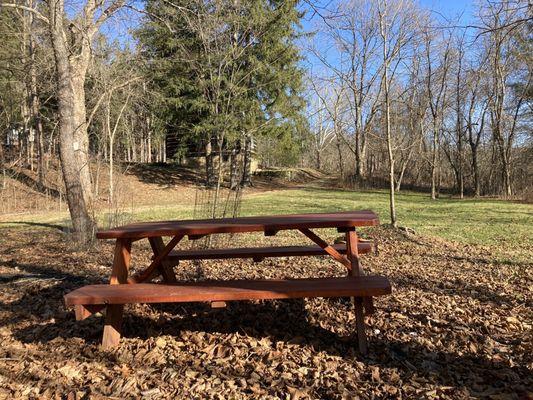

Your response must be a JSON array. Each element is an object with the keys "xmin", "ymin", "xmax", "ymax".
[
  {"xmin": 2, "ymin": 187, "xmax": 531, "ymax": 252},
  {"xmin": 240, "ymin": 188, "xmax": 533, "ymax": 248}
]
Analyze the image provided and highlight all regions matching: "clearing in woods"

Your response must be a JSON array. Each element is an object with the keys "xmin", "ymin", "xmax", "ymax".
[{"xmin": 0, "ymin": 166, "xmax": 531, "ymax": 398}]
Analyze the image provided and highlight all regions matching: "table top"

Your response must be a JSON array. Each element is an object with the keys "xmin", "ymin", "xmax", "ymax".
[{"xmin": 96, "ymin": 210, "xmax": 379, "ymax": 239}]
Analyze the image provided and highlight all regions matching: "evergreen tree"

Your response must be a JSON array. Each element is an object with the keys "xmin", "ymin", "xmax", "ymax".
[{"xmin": 137, "ymin": 0, "xmax": 306, "ymax": 185}]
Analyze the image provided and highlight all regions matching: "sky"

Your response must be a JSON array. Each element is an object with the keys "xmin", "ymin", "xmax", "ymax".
[
  {"xmin": 299, "ymin": 0, "xmax": 478, "ymax": 79},
  {"xmin": 102, "ymin": 0, "xmax": 478, "ymax": 70},
  {"xmin": 419, "ymin": 0, "xmax": 475, "ymax": 24}
]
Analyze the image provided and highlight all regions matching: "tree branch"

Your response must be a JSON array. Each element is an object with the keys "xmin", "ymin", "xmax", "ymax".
[{"xmin": 0, "ymin": 3, "xmax": 49, "ymax": 24}]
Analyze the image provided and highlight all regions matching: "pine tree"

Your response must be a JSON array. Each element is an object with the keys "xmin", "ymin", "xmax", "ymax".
[{"xmin": 137, "ymin": 0, "xmax": 305, "ymax": 186}]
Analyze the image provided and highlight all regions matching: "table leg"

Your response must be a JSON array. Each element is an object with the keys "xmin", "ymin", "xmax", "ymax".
[
  {"xmin": 110, "ymin": 238, "xmax": 132, "ymax": 284},
  {"xmin": 130, "ymin": 234, "xmax": 184, "ymax": 283},
  {"xmin": 345, "ymin": 230, "xmax": 368, "ymax": 354},
  {"xmin": 354, "ymin": 297, "xmax": 368, "ymax": 354},
  {"xmin": 298, "ymin": 228, "xmax": 352, "ymax": 270},
  {"xmin": 149, "ymin": 237, "xmax": 178, "ymax": 283},
  {"xmin": 102, "ymin": 304, "xmax": 124, "ymax": 349}
]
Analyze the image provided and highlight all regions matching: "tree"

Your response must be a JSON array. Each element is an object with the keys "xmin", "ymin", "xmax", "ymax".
[
  {"xmin": 1, "ymin": 0, "xmax": 126, "ymax": 243},
  {"xmin": 423, "ymin": 22, "xmax": 452, "ymax": 200},
  {"xmin": 377, "ymin": 0, "xmax": 418, "ymax": 227},
  {"xmin": 479, "ymin": 0, "xmax": 529, "ymax": 196},
  {"xmin": 139, "ymin": 0, "xmax": 305, "ymax": 204},
  {"xmin": 310, "ymin": 0, "xmax": 383, "ymax": 179}
]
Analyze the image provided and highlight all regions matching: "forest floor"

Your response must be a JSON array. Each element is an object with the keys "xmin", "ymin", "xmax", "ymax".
[{"xmin": 0, "ymin": 165, "xmax": 531, "ymax": 399}]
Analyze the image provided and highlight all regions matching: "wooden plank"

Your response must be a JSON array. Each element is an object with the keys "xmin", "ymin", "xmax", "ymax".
[
  {"xmin": 354, "ymin": 297, "xmax": 368, "ymax": 354},
  {"xmin": 299, "ymin": 228, "xmax": 352, "ymax": 270},
  {"xmin": 149, "ymin": 237, "xmax": 178, "ymax": 283},
  {"xmin": 345, "ymin": 231, "xmax": 375, "ymax": 315},
  {"xmin": 165, "ymin": 243, "xmax": 372, "ymax": 262},
  {"xmin": 346, "ymin": 230, "xmax": 369, "ymax": 353},
  {"xmin": 101, "ymin": 304, "xmax": 123, "ymax": 350},
  {"xmin": 129, "ymin": 234, "xmax": 184, "ymax": 283},
  {"xmin": 96, "ymin": 210, "xmax": 380, "ymax": 239},
  {"xmin": 110, "ymin": 239, "xmax": 132, "ymax": 284},
  {"xmin": 74, "ymin": 304, "xmax": 102, "ymax": 321},
  {"xmin": 64, "ymin": 276, "xmax": 392, "ymax": 306},
  {"xmin": 345, "ymin": 230, "xmax": 363, "ymax": 276}
]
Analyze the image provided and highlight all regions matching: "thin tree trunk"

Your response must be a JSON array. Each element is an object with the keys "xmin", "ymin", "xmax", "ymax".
[
  {"xmin": 241, "ymin": 134, "xmax": 252, "ymax": 187},
  {"xmin": 379, "ymin": 9, "xmax": 396, "ymax": 227},
  {"xmin": 205, "ymin": 138, "xmax": 214, "ymax": 187},
  {"xmin": 431, "ymin": 120, "xmax": 439, "ymax": 200},
  {"xmin": 147, "ymin": 115, "xmax": 152, "ymax": 163},
  {"xmin": 229, "ymin": 146, "xmax": 239, "ymax": 190},
  {"xmin": 335, "ymin": 130, "xmax": 344, "ymax": 180}
]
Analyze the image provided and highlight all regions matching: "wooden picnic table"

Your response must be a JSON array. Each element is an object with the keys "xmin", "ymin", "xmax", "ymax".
[{"xmin": 64, "ymin": 210, "xmax": 391, "ymax": 353}]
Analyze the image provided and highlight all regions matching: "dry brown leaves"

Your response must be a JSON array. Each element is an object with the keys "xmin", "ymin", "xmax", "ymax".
[{"xmin": 0, "ymin": 227, "xmax": 531, "ymax": 399}]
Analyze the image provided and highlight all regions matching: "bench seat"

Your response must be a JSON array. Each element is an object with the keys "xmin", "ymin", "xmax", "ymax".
[
  {"xmin": 64, "ymin": 275, "xmax": 391, "ymax": 306},
  {"xmin": 65, "ymin": 276, "xmax": 391, "ymax": 351},
  {"xmin": 164, "ymin": 242, "xmax": 373, "ymax": 262}
]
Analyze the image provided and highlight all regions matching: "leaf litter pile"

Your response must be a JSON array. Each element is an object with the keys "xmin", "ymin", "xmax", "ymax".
[{"xmin": 0, "ymin": 226, "xmax": 531, "ymax": 399}]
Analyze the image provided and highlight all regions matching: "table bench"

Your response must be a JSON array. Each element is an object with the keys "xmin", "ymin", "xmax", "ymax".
[
  {"xmin": 64, "ymin": 210, "xmax": 391, "ymax": 354},
  {"xmin": 164, "ymin": 242, "xmax": 373, "ymax": 263}
]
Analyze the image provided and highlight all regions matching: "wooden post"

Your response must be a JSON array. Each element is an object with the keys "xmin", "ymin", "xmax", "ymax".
[
  {"xmin": 103, "ymin": 238, "xmax": 131, "ymax": 348},
  {"xmin": 149, "ymin": 237, "xmax": 178, "ymax": 283},
  {"xmin": 74, "ymin": 304, "xmax": 102, "ymax": 321},
  {"xmin": 345, "ymin": 230, "xmax": 368, "ymax": 354},
  {"xmin": 102, "ymin": 304, "xmax": 124, "ymax": 349},
  {"xmin": 110, "ymin": 238, "xmax": 132, "ymax": 284}
]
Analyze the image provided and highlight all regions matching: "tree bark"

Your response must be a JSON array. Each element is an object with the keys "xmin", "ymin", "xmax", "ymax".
[
  {"xmin": 49, "ymin": 0, "xmax": 95, "ymax": 244},
  {"xmin": 229, "ymin": 146, "xmax": 239, "ymax": 190},
  {"xmin": 430, "ymin": 120, "xmax": 439, "ymax": 200},
  {"xmin": 205, "ymin": 138, "xmax": 214, "ymax": 187},
  {"xmin": 241, "ymin": 134, "xmax": 252, "ymax": 187}
]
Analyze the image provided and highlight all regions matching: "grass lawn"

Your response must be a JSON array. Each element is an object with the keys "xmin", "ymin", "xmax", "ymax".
[
  {"xmin": 241, "ymin": 188, "xmax": 533, "ymax": 248},
  {"xmin": 2, "ymin": 186, "xmax": 532, "ymax": 257}
]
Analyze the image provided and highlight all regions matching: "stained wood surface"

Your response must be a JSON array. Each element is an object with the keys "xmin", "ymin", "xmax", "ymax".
[
  {"xmin": 96, "ymin": 210, "xmax": 379, "ymax": 239},
  {"xmin": 165, "ymin": 242, "xmax": 372, "ymax": 261},
  {"xmin": 64, "ymin": 276, "xmax": 391, "ymax": 306}
]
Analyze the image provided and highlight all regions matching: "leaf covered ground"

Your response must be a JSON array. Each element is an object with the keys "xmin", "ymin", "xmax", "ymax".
[{"xmin": 0, "ymin": 226, "xmax": 531, "ymax": 399}]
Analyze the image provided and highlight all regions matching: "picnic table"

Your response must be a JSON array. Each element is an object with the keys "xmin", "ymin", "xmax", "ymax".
[{"xmin": 64, "ymin": 210, "xmax": 391, "ymax": 354}]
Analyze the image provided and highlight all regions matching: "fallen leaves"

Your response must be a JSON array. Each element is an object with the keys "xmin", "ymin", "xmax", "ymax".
[{"xmin": 0, "ymin": 227, "xmax": 531, "ymax": 399}]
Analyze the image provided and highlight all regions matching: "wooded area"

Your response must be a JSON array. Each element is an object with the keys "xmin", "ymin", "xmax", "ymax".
[{"xmin": 0, "ymin": 0, "xmax": 531, "ymax": 243}]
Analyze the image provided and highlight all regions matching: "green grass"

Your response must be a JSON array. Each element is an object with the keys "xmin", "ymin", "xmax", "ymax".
[
  {"xmin": 241, "ymin": 188, "xmax": 533, "ymax": 248},
  {"xmin": 2, "ymin": 187, "xmax": 532, "ymax": 251}
]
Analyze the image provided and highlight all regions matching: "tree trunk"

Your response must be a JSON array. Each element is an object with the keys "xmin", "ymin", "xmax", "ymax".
[
  {"xmin": 241, "ymin": 134, "xmax": 252, "ymax": 187},
  {"xmin": 27, "ymin": 4, "xmax": 45, "ymax": 185},
  {"xmin": 211, "ymin": 136, "xmax": 224, "ymax": 218},
  {"xmin": 430, "ymin": 120, "xmax": 438, "ymax": 200},
  {"xmin": 229, "ymin": 146, "xmax": 239, "ymax": 190},
  {"xmin": 49, "ymin": 0, "xmax": 94, "ymax": 244},
  {"xmin": 379, "ymin": 13, "xmax": 396, "ymax": 228},
  {"xmin": 205, "ymin": 138, "xmax": 214, "ymax": 187},
  {"xmin": 472, "ymin": 149, "xmax": 480, "ymax": 197},
  {"xmin": 335, "ymin": 130, "xmax": 344, "ymax": 180},
  {"xmin": 147, "ymin": 115, "xmax": 152, "ymax": 163}
]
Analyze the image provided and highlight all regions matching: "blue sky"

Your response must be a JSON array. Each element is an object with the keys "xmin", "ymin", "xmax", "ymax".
[
  {"xmin": 420, "ymin": 0, "xmax": 474, "ymax": 24},
  {"xmin": 299, "ymin": 0, "xmax": 478, "ymax": 78},
  {"xmin": 104, "ymin": 0, "xmax": 477, "ymax": 61}
]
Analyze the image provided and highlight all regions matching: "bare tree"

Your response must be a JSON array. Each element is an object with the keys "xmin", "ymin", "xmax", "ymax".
[
  {"xmin": 2, "ymin": 0, "xmax": 125, "ymax": 243},
  {"xmin": 310, "ymin": 0, "xmax": 383, "ymax": 179},
  {"xmin": 377, "ymin": 0, "xmax": 417, "ymax": 227},
  {"xmin": 423, "ymin": 21, "xmax": 453, "ymax": 200},
  {"xmin": 310, "ymin": 78, "xmax": 346, "ymax": 173},
  {"xmin": 480, "ymin": 0, "xmax": 529, "ymax": 196}
]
